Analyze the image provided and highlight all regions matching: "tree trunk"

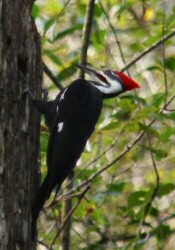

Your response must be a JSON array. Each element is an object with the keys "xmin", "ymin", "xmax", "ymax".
[{"xmin": 0, "ymin": 1, "xmax": 42, "ymax": 249}]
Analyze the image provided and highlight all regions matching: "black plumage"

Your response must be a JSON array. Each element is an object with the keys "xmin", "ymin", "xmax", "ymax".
[
  {"xmin": 31, "ymin": 79, "xmax": 103, "ymax": 236},
  {"xmin": 30, "ymin": 65, "xmax": 140, "ymax": 238}
]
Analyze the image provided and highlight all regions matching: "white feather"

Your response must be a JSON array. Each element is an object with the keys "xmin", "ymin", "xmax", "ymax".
[
  {"xmin": 89, "ymin": 72, "xmax": 123, "ymax": 94},
  {"xmin": 60, "ymin": 88, "xmax": 68, "ymax": 101},
  {"xmin": 90, "ymin": 78, "xmax": 122, "ymax": 94},
  {"xmin": 57, "ymin": 122, "xmax": 64, "ymax": 132}
]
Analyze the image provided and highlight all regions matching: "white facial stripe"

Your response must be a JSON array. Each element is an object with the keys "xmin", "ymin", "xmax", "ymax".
[
  {"xmin": 91, "ymin": 73, "xmax": 109, "ymax": 87},
  {"xmin": 110, "ymin": 71, "xmax": 121, "ymax": 81},
  {"xmin": 57, "ymin": 122, "xmax": 64, "ymax": 132},
  {"xmin": 90, "ymin": 77, "xmax": 123, "ymax": 94},
  {"xmin": 56, "ymin": 105, "xmax": 59, "ymax": 112},
  {"xmin": 60, "ymin": 88, "xmax": 68, "ymax": 101}
]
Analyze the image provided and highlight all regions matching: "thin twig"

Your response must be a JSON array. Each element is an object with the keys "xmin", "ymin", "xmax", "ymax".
[
  {"xmin": 99, "ymin": 1, "xmax": 128, "ymax": 70},
  {"xmin": 122, "ymin": 30, "xmax": 175, "ymax": 72},
  {"xmin": 50, "ymin": 186, "xmax": 90, "ymax": 249},
  {"xmin": 48, "ymin": 166, "xmax": 131, "ymax": 206},
  {"xmin": 55, "ymin": 0, "xmax": 71, "ymax": 19},
  {"xmin": 63, "ymin": 129, "xmax": 147, "ymax": 196},
  {"xmin": 141, "ymin": 136, "xmax": 160, "ymax": 228},
  {"xmin": 162, "ymin": 11, "xmax": 168, "ymax": 107},
  {"xmin": 61, "ymin": 124, "xmax": 127, "ymax": 193},
  {"xmin": 79, "ymin": 0, "xmax": 96, "ymax": 78},
  {"xmin": 138, "ymin": 13, "xmax": 170, "ymax": 230},
  {"xmin": 43, "ymin": 0, "xmax": 71, "ymax": 37},
  {"xmin": 61, "ymin": 172, "xmax": 74, "ymax": 250},
  {"xmin": 164, "ymin": 94, "xmax": 175, "ymax": 111},
  {"xmin": 43, "ymin": 62, "xmax": 64, "ymax": 90}
]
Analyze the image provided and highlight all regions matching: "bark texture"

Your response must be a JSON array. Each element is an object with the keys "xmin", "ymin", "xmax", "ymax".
[{"xmin": 0, "ymin": 1, "xmax": 42, "ymax": 249}]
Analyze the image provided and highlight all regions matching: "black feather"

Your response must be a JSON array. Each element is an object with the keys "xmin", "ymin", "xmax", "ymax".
[{"xmin": 31, "ymin": 79, "xmax": 103, "ymax": 237}]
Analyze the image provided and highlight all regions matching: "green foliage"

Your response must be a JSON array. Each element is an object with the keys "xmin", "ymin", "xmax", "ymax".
[{"xmin": 33, "ymin": 0, "xmax": 175, "ymax": 249}]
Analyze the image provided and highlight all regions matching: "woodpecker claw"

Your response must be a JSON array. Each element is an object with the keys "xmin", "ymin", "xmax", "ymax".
[
  {"xmin": 13, "ymin": 88, "xmax": 35, "ymax": 102},
  {"xmin": 41, "ymin": 88, "xmax": 48, "ymax": 101}
]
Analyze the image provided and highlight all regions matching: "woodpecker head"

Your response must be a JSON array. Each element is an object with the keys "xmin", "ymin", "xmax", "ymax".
[{"xmin": 77, "ymin": 64, "xmax": 140, "ymax": 98}]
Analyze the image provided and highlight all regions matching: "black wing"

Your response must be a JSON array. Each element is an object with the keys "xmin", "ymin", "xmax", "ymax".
[
  {"xmin": 46, "ymin": 79, "xmax": 103, "ymax": 192},
  {"xmin": 31, "ymin": 79, "xmax": 103, "ymax": 235}
]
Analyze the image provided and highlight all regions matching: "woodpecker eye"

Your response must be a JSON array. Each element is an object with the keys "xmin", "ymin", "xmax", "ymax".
[{"xmin": 104, "ymin": 70, "xmax": 119, "ymax": 80}]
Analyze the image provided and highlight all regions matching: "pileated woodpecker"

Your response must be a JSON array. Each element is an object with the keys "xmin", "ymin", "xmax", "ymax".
[{"xmin": 30, "ymin": 65, "xmax": 140, "ymax": 238}]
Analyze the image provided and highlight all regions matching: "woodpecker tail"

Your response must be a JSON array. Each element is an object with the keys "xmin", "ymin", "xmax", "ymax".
[{"xmin": 31, "ymin": 174, "xmax": 57, "ymax": 239}]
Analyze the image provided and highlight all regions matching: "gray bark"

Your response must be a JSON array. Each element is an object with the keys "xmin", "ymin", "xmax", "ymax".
[{"xmin": 0, "ymin": 1, "xmax": 42, "ymax": 249}]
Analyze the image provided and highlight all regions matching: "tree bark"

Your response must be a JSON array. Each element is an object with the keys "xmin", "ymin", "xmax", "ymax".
[{"xmin": 0, "ymin": 1, "xmax": 42, "ymax": 249}]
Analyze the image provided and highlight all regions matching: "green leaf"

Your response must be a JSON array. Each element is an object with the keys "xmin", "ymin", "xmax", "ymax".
[
  {"xmin": 157, "ymin": 183, "xmax": 175, "ymax": 197},
  {"xmin": 58, "ymin": 64, "xmax": 77, "ymax": 80},
  {"xmin": 126, "ymin": 121, "xmax": 142, "ymax": 132},
  {"xmin": 146, "ymin": 65, "xmax": 163, "ymax": 72},
  {"xmin": 155, "ymin": 224, "xmax": 171, "ymax": 240},
  {"xmin": 150, "ymin": 93, "xmax": 166, "ymax": 107},
  {"xmin": 32, "ymin": 4, "xmax": 40, "ymax": 19},
  {"xmin": 99, "ymin": 120, "xmax": 120, "ymax": 131},
  {"xmin": 53, "ymin": 24, "xmax": 83, "ymax": 41},
  {"xmin": 43, "ymin": 17, "xmax": 57, "ymax": 35},
  {"xmin": 107, "ymin": 182, "xmax": 125, "ymax": 195},
  {"xmin": 159, "ymin": 127, "xmax": 175, "ymax": 142},
  {"xmin": 121, "ymin": 94, "xmax": 146, "ymax": 105},
  {"xmin": 119, "ymin": 98, "xmax": 138, "ymax": 111},
  {"xmin": 141, "ymin": 145, "xmax": 167, "ymax": 159},
  {"xmin": 128, "ymin": 191, "xmax": 147, "ymax": 208},
  {"xmin": 137, "ymin": 106, "xmax": 158, "ymax": 119},
  {"xmin": 138, "ymin": 123, "xmax": 159, "ymax": 137},
  {"xmin": 44, "ymin": 50, "xmax": 62, "ymax": 65},
  {"xmin": 40, "ymin": 132, "xmax": 49, "ymax": 153},
  {"xmin": 165, "ymin": 57, "xmax": 175, "ymax": 71},
  {"xmin": 163, "ymin": 112, "xmax": 175, "ymax": 120}
]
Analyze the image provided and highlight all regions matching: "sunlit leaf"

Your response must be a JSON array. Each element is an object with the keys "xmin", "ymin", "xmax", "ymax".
[
  {"xmin": 32, "ymin": 4, "xmax": 40, "ymax": 19},
  {"xmin": 141, "ymin": 145, "xmax": 167, "ymax": 159},
  {"xmin": 58, "ymin": 64, "xmax": 77, "ymax": 80},
  {"xmin": 157, "ymin": 183, "xmax": 175, "ymax": 197},
  {"xmin": 107, "ymin": 182, "xmax": 125, "ymax": 195},
  {"xmin": 128, "ymin": 191, "xmax": 147, "ymax": 208},
  {"xmin": 40, "ymin": 132, "xmax": 49, "ymax": 153},
  {"xmin": 53, "ymin": 24, "xmax": 83, "ymax": 41},
  {"xmin": 44, "ymin": 50, "xmax": 62, "ymax": 65}
]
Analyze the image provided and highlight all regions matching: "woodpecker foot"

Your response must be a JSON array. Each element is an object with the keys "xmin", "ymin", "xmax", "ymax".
[
  {"xmin": 13, "ymin": 88, "xmax": 35, "ymax": 102},
  {"xmin": 41, "ymin": 88, "xmax": 48, "ymax": 101},
  {"xmin": 14, "ymin": 88, "xmax": 48, "ymax": 103}
]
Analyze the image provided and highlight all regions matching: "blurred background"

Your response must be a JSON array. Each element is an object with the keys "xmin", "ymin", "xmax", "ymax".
[{"xmin": 32, "ymin": 1, "xmax": 175, "ymax": 249}]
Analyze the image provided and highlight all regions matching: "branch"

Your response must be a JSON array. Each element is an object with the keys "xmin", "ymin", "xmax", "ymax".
[
  {"xmin": 164, "ymin": 94, "xmax": 175, "ymax": 111},
  {"xmin": 162, "ymin": 11, "xmax": 168, "ymax": 107},
  {"xmin": 61, "ymin": 124, "xmax": 127, "ymax": 193},
  {"xmin": 63, "ymin": 129, "xmax": 148, "ymax": 198},
  {"xmin": 50, "ymin": 186, "xmax": 90, "ymax": 249},
  {"xmin": 79, "ymin": 0, "xmax": 96, "ymax": 78},
  {"xmin": 140, "ymin": 135, "xmax": 160, "ymax": 231},
  {"xmin": 42, "ymin": 0, "xmax": 71, "ymax": 37},
  {"xmin": 55, "ymin": 0, "xmax": 71, "ymax": 20},
  {"xmin": 122, "ymin": 30, "xmax": 175, "ymax": 72},
  {"xmin": 43, "ymin": 62, "xmax": 64, "ymax": 90},
  {"xmin": 60, "ymin": 172, "xmax": 74, "ymax": 250},
  {"xmin": 99, "ymin": 1, "xmax": 128, "ymax": 70}
]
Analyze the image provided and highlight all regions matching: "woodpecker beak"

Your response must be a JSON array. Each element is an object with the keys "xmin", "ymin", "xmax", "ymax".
[
  {"xmin": 76, "ymin": 64, "xmax": 98, "ymax": 76},
  {"xmin": 77, "ymin": 64, "xmax": 141, "ymax": 94},
  {"xmin": 76, "ymin": 64, "xmax": 109, "ymax": 85}
]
